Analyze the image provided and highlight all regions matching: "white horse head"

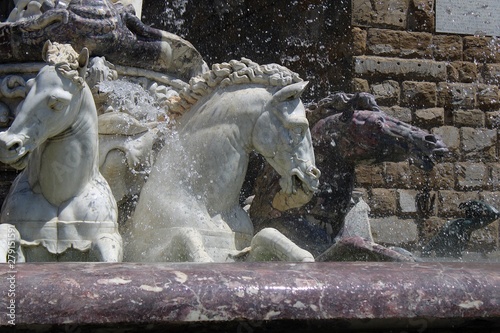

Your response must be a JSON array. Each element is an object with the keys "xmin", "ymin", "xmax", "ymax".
[
  {"xmin": 0, "ymin": 40, "xmax": 90, "ymax": 170},
  {"xmin": 252, "ymin": 80, "xmax": 320, "ymax": 195},
  {"xmin": 127, "ymin": 59, "xmax": 320, "ymax": 262}
]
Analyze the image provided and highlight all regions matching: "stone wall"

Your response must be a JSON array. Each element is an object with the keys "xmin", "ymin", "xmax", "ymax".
[{"xmin": 351, "ymin": 0, "xmax": 500, "ymax": 252}]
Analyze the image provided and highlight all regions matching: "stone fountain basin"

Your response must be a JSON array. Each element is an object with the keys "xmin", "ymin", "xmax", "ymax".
[{"xmin": 1, "ymin": 262, "xmax": 498, "ymax": 332}]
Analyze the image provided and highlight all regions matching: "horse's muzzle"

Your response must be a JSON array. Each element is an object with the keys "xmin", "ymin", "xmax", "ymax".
[
  {"xmin": 290, "ymin": 164, "xmax": 321, "ymax": 194},
  {"xmin": 0, "ymin": 132, "xmax": 29, "ymax": 168}
]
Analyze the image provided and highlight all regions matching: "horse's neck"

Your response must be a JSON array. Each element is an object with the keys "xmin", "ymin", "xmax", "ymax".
[
  {"xmin": 178, "ymin": 87, "xmax": 263, "ymax": 150},
  {"xmin": 180, "ymin": 123, "xmax": 250, "ymax": 207},
  {"xmin": 29, "ymin": 88, "xmax": 100, "ymax": 203},
  {"xmin": 176, "ymin": 90, "xmax": 261, "ymax": 209},
  {"xmin": 49, "ymin": 88, "xmax": 99, "ymax": 159}
]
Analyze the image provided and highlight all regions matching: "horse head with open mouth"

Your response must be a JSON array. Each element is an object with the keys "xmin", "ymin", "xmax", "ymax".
[
  {"xmin": 251, "ymin": 81, "xmax": 321, "ymax": 196},
  {"xmin": 250, "ymin": 92, "xmax": 449, "ymax": 257}
]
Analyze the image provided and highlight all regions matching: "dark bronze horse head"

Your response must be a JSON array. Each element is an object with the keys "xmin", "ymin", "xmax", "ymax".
[{"xmin": 311, "ymin": 92, "xmax": 449, "ymax": 171}]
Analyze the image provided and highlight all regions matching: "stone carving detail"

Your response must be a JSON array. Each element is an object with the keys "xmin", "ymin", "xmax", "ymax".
[
  {"xmin": 98, "ymin": 111, "xmax": 158, "ymax": 208},
  {"xmin": 1, "ymin": 0, "xmax": 207, "ymax": 80},
  {"xmin": 86, "ymin": 56, "xmax": 168, "ymax": 217},
  {"xmin": 1, "ymin": 1, "xmax": 493, "ymax": 264},
  {"xmin": 316, "ymin": 194, "xmax": 417, "ymax": 262},
  {"xmin": 0, "ymin": 41, "xmax": 122, "ymax": 262},
  {"xmin": 125, "ymin": 58, "xmax": 321, "ymax": 262}
]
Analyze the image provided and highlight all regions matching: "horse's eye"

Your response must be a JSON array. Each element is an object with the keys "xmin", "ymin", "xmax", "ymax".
[
  {"xmin": 48, "ymin": 95, "xmax": 70, "ymax": 111},
  {"xmin": 291, "ymin": 126, "xmax": 303, "ymax": 135}
]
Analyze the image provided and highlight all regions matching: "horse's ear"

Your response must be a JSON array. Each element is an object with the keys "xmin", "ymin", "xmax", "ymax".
[
  {"xmin": 77, "ymin": 47, "xmax": 89, "ymax": 79},
  {"xmin": 272, "ymin": 81, "xmax": 309, "ymax": 104},
  {"xmin": 78, "ymin": 47, "xmax": 90, "ymax": 69},
  {"xmin": 42, "ymin": 40, "xmax": 52, "ymax": 62}
]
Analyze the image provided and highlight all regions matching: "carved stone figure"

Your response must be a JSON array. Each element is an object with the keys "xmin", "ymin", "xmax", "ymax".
[
  {"xmin": 1, "ymin": 0, "xmax": 207, "ymax": 80},
  {"xmin": 98, "ymin": 111, "xmax": 158, "ymax": 206},
  {"xmin": 0, "ymin": 41, "xmax": 122, "ymax": 262},
  {"xmin": 250, "ymin": 92, "xmax": 449, "ymax": 257},
  {"xmin": 421, "ymin": 200, "xmax": 500, "ymax": 258},
  {"xmin": 316, "ymin": 194, "xmax": 417, "ymax": 262},
  {"xmin": 125, "ymin": 58, "xmax": 321, "ymax": 262}
]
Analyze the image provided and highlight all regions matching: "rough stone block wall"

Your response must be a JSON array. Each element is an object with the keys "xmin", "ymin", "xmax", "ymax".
[{"xmin": 352, "ymin": 0, "xmax": 500, "ymax": 253}]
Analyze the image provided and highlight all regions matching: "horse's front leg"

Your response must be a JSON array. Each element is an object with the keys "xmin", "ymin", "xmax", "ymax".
[
  {"xmin": 169, "ymin": 228, "xmax": 215, "ymax": 262},
  {"xmin": 246, "ymin": 228, "xmax": 314, "ymax": 262},
  {"xmin": 91, "ymin": 232, "xmax": 123, "ymax": 262},
  {"xmin": 0, "ymin": 224, "xmax": 24, "ymax": 263}
]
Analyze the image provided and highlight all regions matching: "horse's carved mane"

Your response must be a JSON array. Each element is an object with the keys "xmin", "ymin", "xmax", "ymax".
[
  {"xmin": 44, "ymin": 42, "xmax": 86, "ymax": 88},
  {"xmin": 167, "ymin": 58, "xmax": 303, "ymax": 116}
]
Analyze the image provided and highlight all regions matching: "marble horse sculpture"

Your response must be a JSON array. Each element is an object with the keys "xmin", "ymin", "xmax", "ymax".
[
  {"xmin": 0, "ymin": 41, "xmax": 122, "ymax": 262},
  {"xmin": 125, "ymin": 58, "xmax": 321, "ymax": 262},
  {"xmin": 250, "ymin": 92, "xmax": 449, "ymax": 257}
]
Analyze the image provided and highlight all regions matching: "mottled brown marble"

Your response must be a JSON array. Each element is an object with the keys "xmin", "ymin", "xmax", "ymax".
[{"xmin": 0, "ymin": 262, "xmax": 498, "ymax": 331}]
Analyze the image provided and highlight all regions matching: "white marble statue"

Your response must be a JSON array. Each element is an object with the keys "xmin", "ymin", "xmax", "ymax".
[
  {"xmin": 0, "ymin": 41, "xmax": 122, "ymax": 262},
  {"xmin": 124, "ymin": 58, "xmax": 321, "ymax": 262}
]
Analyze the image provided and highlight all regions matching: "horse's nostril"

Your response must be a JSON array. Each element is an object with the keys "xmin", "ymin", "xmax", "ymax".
[
  {"xmin": 308, "ymin": 166, "xmax": 321, "ymax": 179},
  {"xmin": 8, "ymin": 142, "xmax": 20, "ymax": 152},
  {"xmin": 7, "ymin": 140, "xmax": 25, "ymax": 155}
]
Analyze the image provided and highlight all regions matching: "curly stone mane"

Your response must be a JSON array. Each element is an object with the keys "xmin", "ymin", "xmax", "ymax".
[
  {"xmin": 167, "ymin": 58, "xmax": 303, "ymax": 115},
  {"xmin": 44, "ymin": 42, "xmax": 86, "ymax": 88}
]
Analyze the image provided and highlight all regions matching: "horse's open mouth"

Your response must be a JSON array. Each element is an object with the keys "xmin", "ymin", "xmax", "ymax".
[
  {"xmin": 5, "ymin": 146, "xmax": 29, "ymax": 169},
  {"xmin": 286, "ymin": 167, "xmax": 320, "ymax": 195},
  {"xmin": 273, "ymin": 167, "xmax": 320, "ymax": 211}
]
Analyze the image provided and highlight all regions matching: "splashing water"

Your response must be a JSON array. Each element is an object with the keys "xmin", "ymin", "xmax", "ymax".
[{"xmin": 98, "ymin": 79, "xmax": 173, "ymax": 124}]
